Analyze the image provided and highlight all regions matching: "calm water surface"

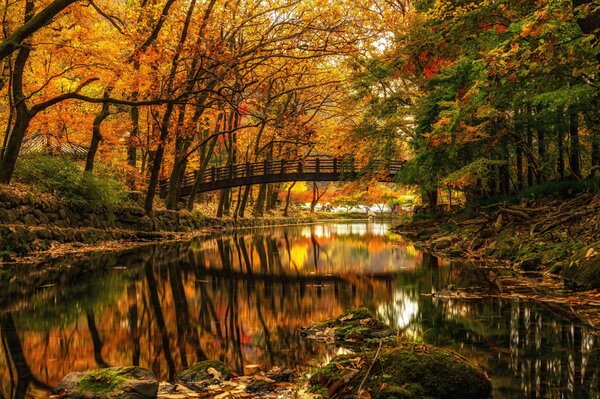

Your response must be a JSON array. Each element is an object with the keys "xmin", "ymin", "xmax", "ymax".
[{"xmin": 0, "ymin": 222, "xmax": 598, "ymax": 398}]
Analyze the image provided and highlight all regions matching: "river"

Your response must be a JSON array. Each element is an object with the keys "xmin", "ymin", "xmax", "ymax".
[{"xmin": 0, "ymin": 221, "xmax": 598, "ymax": 398}]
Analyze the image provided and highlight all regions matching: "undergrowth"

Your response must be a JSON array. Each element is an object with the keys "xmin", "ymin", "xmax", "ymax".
[{"xmin": 14, "ymin": 154, "xmax": 127, "ymax": 208}]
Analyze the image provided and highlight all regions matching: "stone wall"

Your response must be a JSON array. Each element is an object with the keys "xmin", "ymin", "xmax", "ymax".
[{"xmin": 0, "ymin": 187, "xmax": 323, "ymax": 255}]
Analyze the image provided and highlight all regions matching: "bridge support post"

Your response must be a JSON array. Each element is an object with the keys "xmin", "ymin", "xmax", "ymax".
[
  {"xmin": 280, "ymin": 160, "xmax": 285, "ymax": 175},
  {"xmin": 333, "ymin": 158, "xmax": 337, "ymax": 174},
  {"xmin": 298, "ymin": 161, "xmax": 303, "ymax": 174},
  {"xmin": 316, "ymin": 158, "xmax": 320, "ymax": 174},
  {"xmin": 264, "ymin": 160, "xmax": 269, "ymax": 175},
  {"xmin": 246, "ymin": 162, "xmax": 251, "ymax": 177}
]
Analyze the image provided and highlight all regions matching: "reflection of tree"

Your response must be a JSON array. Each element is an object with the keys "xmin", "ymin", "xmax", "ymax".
[
  {"xmin": 145, "ymin": 255, "xmax": 176, "ymax": 381},
  {"xmin": 169, "ymin": 263, "xmax": 206, "ymax": 368},
  {"xmin": 86, "ymin": 311, "xmax": 109, "ymax": 368},
  {"xmin": 0, "ymin": 314, "xmax": 51, "ymax": 399},
  {"xmin": 127, "ymin": 283, "xmax": 140, "ymax": 366},
  {"xmin": 7, "ymin": 224, "xmax": 598, "ymax": 398}
]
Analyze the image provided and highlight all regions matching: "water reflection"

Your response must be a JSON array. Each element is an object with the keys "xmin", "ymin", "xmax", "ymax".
[{"xmin": 0, "ymin": 222, "xmax": 598, "ymax": 399}]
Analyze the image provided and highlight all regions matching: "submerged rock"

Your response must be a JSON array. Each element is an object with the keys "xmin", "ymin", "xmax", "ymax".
[
  {"xmin": 299, "ymin": 307, "xmax": 396, "ymax": 346},
  {"xmin": 54, "ymin": 366, "xmax": 158, "ymax": 399},
  {"xmin": 309, "ymin": 343, "xmax": 492, "ymax": 399},
  {"xmin": 176, "ymin": 360, "xmax": 232, "ymax": 391}
]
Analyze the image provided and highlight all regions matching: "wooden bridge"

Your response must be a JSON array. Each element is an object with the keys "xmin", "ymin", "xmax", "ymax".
[{"xmin": 159, "ymin": 157, "xmax": 405, "ymax": 197}]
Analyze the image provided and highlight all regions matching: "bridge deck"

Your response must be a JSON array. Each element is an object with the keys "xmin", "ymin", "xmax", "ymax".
[{"xmin": 159, "ymin": 158, "xmax": 404, "ymax": 198}]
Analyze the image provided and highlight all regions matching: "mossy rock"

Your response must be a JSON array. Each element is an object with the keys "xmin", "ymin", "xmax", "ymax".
[
  {"xmin": 309, "ymin": 343, "xmax": 492, "ymax": 399},
  {"xmin": 54, "ymin": 366, "xmax": 158, "ymax": 399},
  {"xmin": 299, "ymin": 307, "xmax": 396, "ymax": 346},
  {"xmin": 563, "ymin": 256, "xmax": 600, "ymax": 290},
  {"xmin": 176, "ymin": 360, "xmax": 232, "ymax": 391}
]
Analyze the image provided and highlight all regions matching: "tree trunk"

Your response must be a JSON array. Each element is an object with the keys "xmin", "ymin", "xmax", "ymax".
[
  {"xmin": 536, "ymin": 116, "xmax": 546, "ymax": 184},
  {"xmin": 0, "ymin": 2, "xmax": 33, "ymax": 184},
  {"xmin": 253, "ymin": 184, "xmax": 267, "ymax": 216},
  {"xmin": 85, "ymin": 89, "xmax": 111, "ymax": 172},
  {"xmin": 573, "ymin": 0, "xmax": 600, "ymax": 62},
  {"xmin": 515, "ymin": 138, "xmax": 524, "ymax": 191},
  {"xmin": 142, "ymin": 0, "xmax": 196, "ymax": 216},
  {"xmin": 186, "ymin": 135, "xmax": 217, "ymax": 210},
  {"xmin": 569, "ymin": 107, "xmax": 581, "ymax": 179},
  {"xmin": 144, "ymin": 103, "xmax": 175, "ymax": 216},
  {"xmin": 238, "ymin": 186, "xmax": 251, "ymax": 218},
  {"xmin": 0, "ymin": 0, "xmax": 79, "ymax": 61},
  {"xmin": 526, "ymin": 121, "xmax": 535, "ymax": 187},
  {"xmin": 557, "ymin": 111, "xmax": 566, "ymax": 180},
  {"xmin": 283, "ymin": 182, "xmax": 296, "ymax": 216},
  {"xmin": 127, "ymin": 60, "xmax": 141, "ymax": 188},
  {"xmin": 584, "ymin": 101, "xmax": 600, "ymax": 177}
]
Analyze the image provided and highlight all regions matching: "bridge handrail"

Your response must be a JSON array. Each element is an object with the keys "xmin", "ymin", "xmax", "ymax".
[{"xmin": 159, "ymin": 157, "xmax": 404, "ymax": 190}]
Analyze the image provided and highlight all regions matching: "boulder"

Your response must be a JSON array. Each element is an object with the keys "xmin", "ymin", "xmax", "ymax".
[
  {"xmin": 431, "ymin": 236, "xmax": 454, "ymax": 251},
  {"xmin": 54, "ymin": 366, "xmax": 158, "ymax": 399},
  {"xmin": 309, "ymin": 343, "xmax": 492, "ymax": 399},
  {"xmin": 563, "ymin": 256, "xmax": 600, "ymax": 290}
]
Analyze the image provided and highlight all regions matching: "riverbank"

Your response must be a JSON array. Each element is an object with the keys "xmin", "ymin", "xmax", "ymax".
[
  {"xmin": 0, "ymin": 183, "xmax": 372, "ymax": 261},
  {"xmin": 393, "ymin": 191, "xmax": 600, "ymax": 328},
  {"xmin": 51, "ymin": 308, "xmax": 493, "ymax": 399}
]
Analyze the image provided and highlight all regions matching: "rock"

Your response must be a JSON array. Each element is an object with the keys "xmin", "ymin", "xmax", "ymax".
[
  {"xmin": 0, "ymin": 208, "xmax": 18, "ymax": 224},
  {"xmin": 23, "ymin": 213, "xmax": 38, "ymax": 226},
  {"xmin": 309, "ymin": 343, "xmax": 492, "ymax": 399},
  {"xmin": 300, "ymin": 307, "xmax": 396, "ymax": 346},
  {"xmin": 265, "ymin": 368, "xmax": 295, "ymax": 382},
  {"xmin": 58, "ymin": 208, "xmax": 68, "ymax": 220},
  {"xmin": 519, "ymin": 256, "xmax": 541, "ymax": 271},
  {"xmin": 563, "ymin": 257, "xmax": 600, "ymax": 290},
  {"xmin": 245, "ymin": 380, "xmax": 274, "ymax": 394},
  {"xmin": 176, "ymin": 360, "xmax": 232, "ymax": 391},
  {"xmin": 431, "ymin": 236, "xmax": 453, "ymax": 251},
  {"xmin": 479, "ymin": 229, "xmax": 494, "ymax": 239},
  {"xmin": 54, "ymin": 366, "xmax": 158, "ymax": 399}
]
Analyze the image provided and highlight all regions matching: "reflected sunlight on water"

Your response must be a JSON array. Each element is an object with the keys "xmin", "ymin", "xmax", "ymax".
[{"xmin": 0, "ymin": 222, "xmax": 598, "ymax": 399}]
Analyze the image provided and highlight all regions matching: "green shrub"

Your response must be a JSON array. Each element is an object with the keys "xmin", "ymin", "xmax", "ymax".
[
  {"xmin": 14, "ymin": 154, "xmax": 126, "ymax": 208},
  {"xmin": 521, "ymin": 178, "xmax": 600, "ymax": 199}
]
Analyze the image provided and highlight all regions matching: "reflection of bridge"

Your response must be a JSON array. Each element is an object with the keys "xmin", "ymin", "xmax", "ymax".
[{"xmin": 159, "ymin": 157, "xmax": 404, "ymax": 197}]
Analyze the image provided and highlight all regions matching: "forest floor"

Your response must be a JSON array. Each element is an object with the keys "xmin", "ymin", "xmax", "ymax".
[{"xmin": 393, "ymin": 191, "xmax": 600, "ymax": 330}]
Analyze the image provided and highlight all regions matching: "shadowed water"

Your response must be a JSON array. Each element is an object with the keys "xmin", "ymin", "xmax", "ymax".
[{"xmin": 0, "ymin": 222, "xmax": 598, "ymax": 398}]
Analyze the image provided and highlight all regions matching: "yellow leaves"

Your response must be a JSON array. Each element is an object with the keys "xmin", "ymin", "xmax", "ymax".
[{"xmin": 434, "ymin": 117, "xmax": 451, "ymax": 127}]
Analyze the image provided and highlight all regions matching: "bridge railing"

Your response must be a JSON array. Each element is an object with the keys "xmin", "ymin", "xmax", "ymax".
[{"xmin": 159, "ymin": 157, "xmax": 404, "ymax": 192}]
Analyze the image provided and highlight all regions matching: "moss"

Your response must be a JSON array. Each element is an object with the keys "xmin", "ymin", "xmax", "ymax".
[
  {"xmin": 301, "ymin": 307, "xmax": 395, "ymax": 347},
  {"xmin": 335, "ymin": 324, "xmax": 371, "ymax": 340},
  {"xmin": 338, "ymin": 307, "xmax": 372, "ymax": 321},
  {"xmin": 563, "ymin": 257, "xmax": 600, "ymax": 290},
  {"xmin": 309, "ymin": 343, "xmax": 492, "ymax": 399},
  {"xmin": 77, "ymin": 369, "xmax": 126, "ymax": 393}
]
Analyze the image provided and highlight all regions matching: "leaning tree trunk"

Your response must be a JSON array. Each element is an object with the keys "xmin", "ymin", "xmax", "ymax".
[
  {"xmin": 85, "ymin": 89, "xmax": 111, "ymax": 172},
  {"xmin": 0, "ymin": 24, "xmax": 32, "ymax": 184},
  {"xmin": 143, "ymin": 0, "xmax": 196, "ymax": 216},
  {"xmin": 144, "ymin": 103, "xmax": 175, "ymax": 215}
]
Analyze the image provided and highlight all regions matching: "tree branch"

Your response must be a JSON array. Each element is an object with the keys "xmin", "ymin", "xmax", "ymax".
[{"xmin": 0, "ymin": 0, "xmax": 79, "ymax": 61}]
